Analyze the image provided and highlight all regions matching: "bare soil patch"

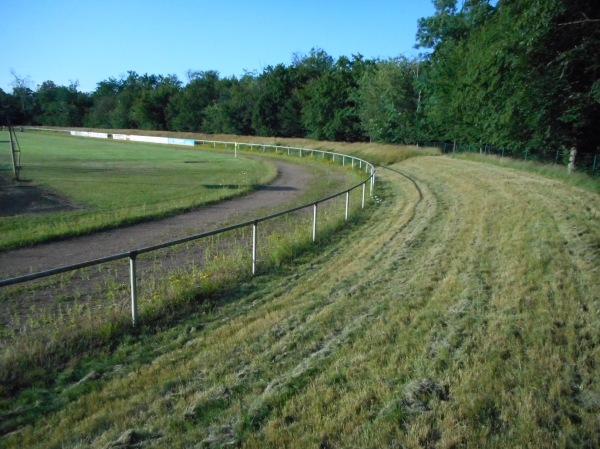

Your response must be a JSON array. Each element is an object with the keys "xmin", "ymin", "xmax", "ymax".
[{"xmin": 0, "ymin": 175, "xmax": 79, "ymax": 216}]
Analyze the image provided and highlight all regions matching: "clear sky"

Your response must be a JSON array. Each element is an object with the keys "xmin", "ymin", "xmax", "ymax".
[{"xmin": 1, "ymin": 0, "xmax": 435, "ymax": 93}]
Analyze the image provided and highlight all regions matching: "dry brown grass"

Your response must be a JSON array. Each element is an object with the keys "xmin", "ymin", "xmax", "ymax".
[{"xmin": 51, "ymin": 127, "xmax": 441, "ymax": 166}]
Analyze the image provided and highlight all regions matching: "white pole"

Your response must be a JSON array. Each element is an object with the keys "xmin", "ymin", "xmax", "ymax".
[
  {"xmin": 129, "ymin": 252, "xmax": 138, "ymax": 326},
  {"xmin": 252, "ymin": 222, "xmax": 257, "ymax": 275},
  {"xmin": 362, "ymin": 183, "xmax": 366, "ymax": 209},
  {"xmin": 345, "ymin": 191, "xmax": 349, "ymax": 221},
  {"xmin": 312, "ymin": 203, "xmax": 318, "ymax": 242}
]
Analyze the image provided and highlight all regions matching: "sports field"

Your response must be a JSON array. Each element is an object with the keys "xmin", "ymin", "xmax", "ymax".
[{"xmin": 0, "ymin": 131, "xmax": 277, "ymax": 249}]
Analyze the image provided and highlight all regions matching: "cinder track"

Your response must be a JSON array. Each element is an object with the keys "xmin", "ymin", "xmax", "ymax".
[{"xmin": 0, "ymin": 160, "xmax": 314, "ymax": 278}]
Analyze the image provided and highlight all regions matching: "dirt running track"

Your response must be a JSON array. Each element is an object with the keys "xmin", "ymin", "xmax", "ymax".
[{"xmin": 0, "ymin": 160, "xmax": 313, "ymax": 279}]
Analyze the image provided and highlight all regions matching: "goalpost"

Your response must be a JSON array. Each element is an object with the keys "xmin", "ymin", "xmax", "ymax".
[{"xmin": 7, "ymin": 126, "xmax": 21, "ymax": 181}]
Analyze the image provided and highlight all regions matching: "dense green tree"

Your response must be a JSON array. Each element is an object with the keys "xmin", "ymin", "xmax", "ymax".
[
  {"xmin": 417, "ymin": 0, "xmax": 600, "ymax": 155},
  {"xmin": 251, "ymin": 48, "xmax": 336, "ymax": 138},
  {"xmin": 7, "ymin": 71, "xmax": 37, "ymax": 125},
  {"xmin": 130, "ymin": 75, "xmax": 181, "ymax": 130},
  {"xmin": 5, "ymin": 4, "xmax": 598, "ymax": 159},
  {"xmin": 169, "ymin": 70, "xmax": 220, "ymax": 132},
  {"xmin": 35, "ymin": 81, "xmax": 91, "ymax": 127},
  {"xmin": 108, "ymin": 72, "xmax": 147, "ymax": 129},
  {"xmin": 358, "ymin": 57, "xmax": 422, "ymax": 144},
  {"xmin": 0, "ymin": 88, "xmax": 23, "ymax": 125},
  {"xmin": 84, "ymin": 78, "xmax": 120, "ymax": 128},
  {"xmin": 202, "ymin": 74, "xmax": 257, "ymax": 135},
  {"xmin": 302, "ymin": 54, "xmax": 371, "ymax": 141},
  {"xmin": 252, "ymin": 64, "xmax": 294, "ymax": 137}
]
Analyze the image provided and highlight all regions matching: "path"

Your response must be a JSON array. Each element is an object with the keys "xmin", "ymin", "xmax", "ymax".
[{"xmin": 0, "ymin": 160, "xmax": 313, "ymax": 278}]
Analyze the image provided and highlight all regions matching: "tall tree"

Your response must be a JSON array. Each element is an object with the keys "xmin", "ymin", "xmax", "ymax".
[
  {"xmin": 302, "ymin": 54, "xmax": 371, "ymax": 141},
  {"xmin": 9, "ymin": 71, "xmax": 37, "ymax": 125},
  {"xmin": 417, "ymin": 0, "xmax": 600, "ymax": 155},
  {"xmin": 202, "ymin": 74, "xmax": 258, "ymax": 135},
  {"xmin": 35, "ymin": 81, "xmax": 91, "ymax": 127},
  {"xmin": 358, "ymin": 57, "xmax": 422, "ymax": 144},
  {"xmin": 169, "ymin": 70, "xmax": 220, "ymax": 132},
  {"xmin": 251, "ymin": 64, "xmax": 294, "ymax": 137},
  {"xmin": 130, "ymin": 75, "xmax": 181, "ymax": 130},
  {"xmin": 85, "ymin": 78, "xmax": 120, "ymax": 128}
]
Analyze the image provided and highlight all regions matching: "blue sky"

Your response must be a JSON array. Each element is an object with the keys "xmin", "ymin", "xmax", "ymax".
[{"xmin": 1, "ymin": 0, "xmax": 435, "ymax": 93}]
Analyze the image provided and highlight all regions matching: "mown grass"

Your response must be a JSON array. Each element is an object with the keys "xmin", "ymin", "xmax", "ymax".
[
  {"xmin": 452, "ymin": 152, "xmax": 600, "ymax": 194},
  {"xmin": 2, "ymin": 137, "xmax": 599, "ymax": 448},
  {"xmin": 0, "ymin": 145, "xmax": 371, "ymax": 438},
  {"xmin": 0, "ymin": 130, "xmax": 276, "ymax": 249}
]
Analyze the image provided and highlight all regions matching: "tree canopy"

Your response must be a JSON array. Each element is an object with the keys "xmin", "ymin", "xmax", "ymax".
[{"xmin": 3, "ymin": 1, "xmax": 598, "ymax": 156}]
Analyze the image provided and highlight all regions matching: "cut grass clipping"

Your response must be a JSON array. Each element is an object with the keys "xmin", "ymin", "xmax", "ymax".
[
  {"xmin": 0, "ymin": 130, "xmax": 277, "ymax": 249},
  {"xmin": 1, "ymin": 134, "xmax": 599, "ymax": 448},
  {"xmin": 0, "ymin": 156, "xmax": 372, "ymax": 442}
]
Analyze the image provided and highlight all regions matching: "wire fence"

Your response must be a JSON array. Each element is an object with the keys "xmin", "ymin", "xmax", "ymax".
[
  {"xmin": 418, "ymin": 141, "xmax": 599, "ymax": 176},
  {"xmin": 0, "ymin": 134, "xmax": 376, "ymax": 330}
]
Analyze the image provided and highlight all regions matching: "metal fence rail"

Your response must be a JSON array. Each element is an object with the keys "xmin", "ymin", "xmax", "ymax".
[{"xmin": 0, "ymin": 134, "xmax": 375, "ymax": 326}]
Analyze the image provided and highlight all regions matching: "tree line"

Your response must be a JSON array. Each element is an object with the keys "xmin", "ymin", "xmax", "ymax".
[{"xmin": 1, "ymin": 0, "xmax": 598, "ymax": 157}]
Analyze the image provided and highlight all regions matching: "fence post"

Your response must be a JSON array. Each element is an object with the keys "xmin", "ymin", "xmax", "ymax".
[
  {"xmin": 252, "ymin": 222, "xmax": 258, "ymax": 275},
  {"xmin": 592, "ymin": 154, "xmax": 598, "ymax": 175},
  {"xmin": 312, "ymin": 203, "xmax": 318, "ymax": 242},
  {"xmin": 129, "ymin": 251, "xmax": 138, "ymax": 327},
  {"xmin": 568, "ymin": 146, "xmax": 577, "ymax": 174},
  {"xmin": 345, "ymin": 191, "xmax": 349, "ymax": 221},
  {"xmin": 362, "ymin": 183, "xmax": 366, "ymax": 209}
]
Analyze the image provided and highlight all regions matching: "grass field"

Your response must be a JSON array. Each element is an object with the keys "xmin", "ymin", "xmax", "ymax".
[
  {"xmin": 0, "ymin": 130, "xmax": 277, "ymax": 249},
  {"xmin": 1, "ymin": 142, "xmax": 598, "ymax": 448}
]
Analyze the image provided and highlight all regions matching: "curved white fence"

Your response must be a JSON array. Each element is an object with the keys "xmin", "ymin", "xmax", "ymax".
[{"xmin": 1, "ymin": 130, "xmax": 376, "ymax": 326}]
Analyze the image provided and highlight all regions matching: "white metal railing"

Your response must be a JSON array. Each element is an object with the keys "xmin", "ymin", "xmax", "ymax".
[{"xmin": 0, "ymin": 131, "xmax": 376, "ymax": 326}]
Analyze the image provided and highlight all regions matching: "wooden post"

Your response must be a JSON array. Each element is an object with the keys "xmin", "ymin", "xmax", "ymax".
[{"xmin": 568, "ymin": 146, "xmax": 577, "ymax": 174}]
